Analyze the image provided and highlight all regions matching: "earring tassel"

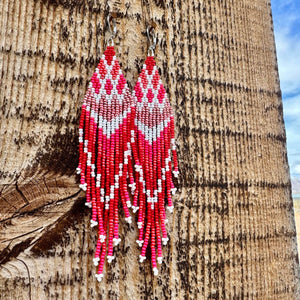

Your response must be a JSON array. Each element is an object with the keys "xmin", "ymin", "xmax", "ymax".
[
  {"xmin": 77, "ymin": 46, "xmax": 136, "ymax": 281},
  {"xmin": 132, "ymin": 55, "xmax": 179, "ymax": 275}
]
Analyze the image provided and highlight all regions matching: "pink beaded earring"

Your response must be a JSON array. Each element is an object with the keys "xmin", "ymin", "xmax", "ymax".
[
  {"xmin": 77, "ymin": 14, "xmax": 137, "ymax": 282},
  {"xmin": 132, "ymin": 26, "xmax": 179, "ymax": 276}
]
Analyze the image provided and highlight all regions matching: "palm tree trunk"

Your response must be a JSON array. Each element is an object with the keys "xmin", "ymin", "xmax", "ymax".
[{"xmin": 0, "ymin": 0, "xmax": 299, "ymax": 299}]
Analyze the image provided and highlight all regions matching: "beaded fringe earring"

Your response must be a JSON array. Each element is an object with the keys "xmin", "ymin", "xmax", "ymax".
[
  {"xmin": 132, "ymin": 26, "xmax": 179, "ymax": 275},
  {"xmin": 77, "ymin": 15, "xmax": 136, "ymax": 282}
]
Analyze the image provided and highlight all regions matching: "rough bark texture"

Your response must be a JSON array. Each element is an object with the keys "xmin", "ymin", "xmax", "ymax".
[{"xmin": 0, "ymin": 0, "xmax": 299, "ymax": 299}]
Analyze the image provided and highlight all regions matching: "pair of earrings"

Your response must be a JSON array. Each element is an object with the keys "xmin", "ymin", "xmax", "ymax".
[{"xmin": 77, "ymin": 15, "xmax": 178, "ymax": 282}]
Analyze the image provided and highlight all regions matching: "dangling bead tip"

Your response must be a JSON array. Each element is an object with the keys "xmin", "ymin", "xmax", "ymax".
[
  {"xmin": 113, "ymin": 238, "xmax": 121, "ymax": 246},
  {"xmin": 90, "ymin": 220, "xmax": 98, "ymax": 227},
  {"xmin": 93, "ymin": 257, "xmax": 100, "ymax": 266},
  {"xmin": 107, "ymin": 255, "xmax": 115, "ymax": 263},
  {"xmin": 139, "ymin": 255, "xmax": 146, "ymax": 263},
  {"xmin": 162, "ymin": 237, "xmax": 169, "ymax": 245},
  {"xmin": 95, "ymin": 273, "xmax": 104, "ymax": 282},
  {"xmin": 132, "ymin": 206, "xmax": 139, "ymax": 213},
  {"xmin": 173, "ymin": 170, "xmax": 179, "ymax": 178},
  {"xmin": 136, "ymin": 240, "xmax": 144, "ymax": 247},
  {"xmin": 79, "ymin": 183, "xmax": 87, "ymax": 191},
  {"xmin": 153, "ymin": 267, "xmax": 158, "ymax": 276},
  {"xmin": 85, "ymin": 202, "xmax": 92, "ymax": 208},
  {"xmin": 125, "ymin": 216, "xmax": 132, "ymax": 224}
]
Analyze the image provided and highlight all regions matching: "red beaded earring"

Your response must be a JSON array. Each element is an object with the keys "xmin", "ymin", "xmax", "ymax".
[
  {"xmin": 77, "ymin": 15, "xmax": 136, "ymax": 282},
  {"xmin": 132, "ymin": 26, "xmax": 179, "ymax": 275}
]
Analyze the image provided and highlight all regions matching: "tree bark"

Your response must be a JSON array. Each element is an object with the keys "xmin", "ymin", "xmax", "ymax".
[{"xmin": 0, "ymin": 0, "xmax": 299, "ymax": 299}]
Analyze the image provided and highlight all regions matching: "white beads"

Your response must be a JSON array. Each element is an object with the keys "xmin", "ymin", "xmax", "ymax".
[
  {"xmin": 132, "ymin": 206, "xmax": 139, "ymax": 213},
  {"xmin": 129, "ymin": 182, "xmax": 136, "ymax": 194},
  {"xmin": 137, "ymin": 222, "xmax": 143, "ymax": 229},
  {"xmin": 79, "ymin": 183, "xmax": 87, "ymax": 191},
  {"xmin": 99, "ymin": 235, "xmax": 106, "ymax": 243},
  {"xmin": 173, "ymin": 170, "xmax": 179, "ymax": 178},
  {"xmin": 136, "ymin": 240, "xmax": 144, "ymax": 247},
  {"xmin": 107, "ymin": 255, "xmax": 115, "ymax": 263},
  {"xmin": 162, "ymin": 237, "xmax": 169, "ymax": 245},
  {"xmin": 153, "ymin": 268, "xmax": 158, "ymax": 276},
  {"xmin": 147, "ymin": 197, "xmax": 157, "ymax": 210},
  {"xmin": 85, "ymin": 202, "xmax": 92, "ymax": 208},
  {"xmin": 139, "ymin": 255, "xmax": 146, "ymax": 263},
  {"xmin": 93, "ymin": 257, "xmax": 100, "ymax": 266},
  {"xmin": 171, "ymin": 138, "xmax": 176, "ymax": 150},
  {"xmin": 95, "ymin": 273, "xmax": 103, "ymax": 282},
  {"xmin": 124, "ymin": 149, "xmax": 131, "ymax": 157},
  {"xmin": 113, "ymin": 238, "xmax": 121, "ymax": 246},
  {"xmin": 90, "ymin": 219, "xmax": 98, "ymax": 227},
  {"xmin": 135, "ymin": 164, "xmax": 142, "ymax": 172},
  {"xmin": 171, "ymin": 187, "xmax": 177, "ymax": 195},
  {"xmin": 157, "ymin": 257, "xmax": 163, "ymax": 264},
  {"xmin": 125, "ymin": 216, "xmax": 132, "ymax": 224},
  {"xmin": 130, "ymin": 132, "xmax": 135, "ymax": 142}
]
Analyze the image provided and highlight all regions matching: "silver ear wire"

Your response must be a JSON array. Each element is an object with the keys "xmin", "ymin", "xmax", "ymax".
[
  {"xmin": 106, "ymin": 13, "xmax": 117, "ymax": 46},
  {"xmin": 147, "ymin": 26, "xmax": 157, "ymax": 56}
]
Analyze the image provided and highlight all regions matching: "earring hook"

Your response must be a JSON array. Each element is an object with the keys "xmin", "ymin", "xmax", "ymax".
[
  {"xmin": 107, "ymin": 13, "xmax": 117, "ymax": 46},
  {"xmin": 147, "ymin": 25, "xmax": 157, "ymax": 56}
]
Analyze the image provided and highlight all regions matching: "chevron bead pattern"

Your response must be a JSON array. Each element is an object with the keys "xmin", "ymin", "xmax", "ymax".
[
  {"xmin": 132, "ymin": 55, "xmax": 179, "ymax": 276},
  {"xmin": 77, "ymin": 46, "xmax": 136, "ymax": 281}
]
